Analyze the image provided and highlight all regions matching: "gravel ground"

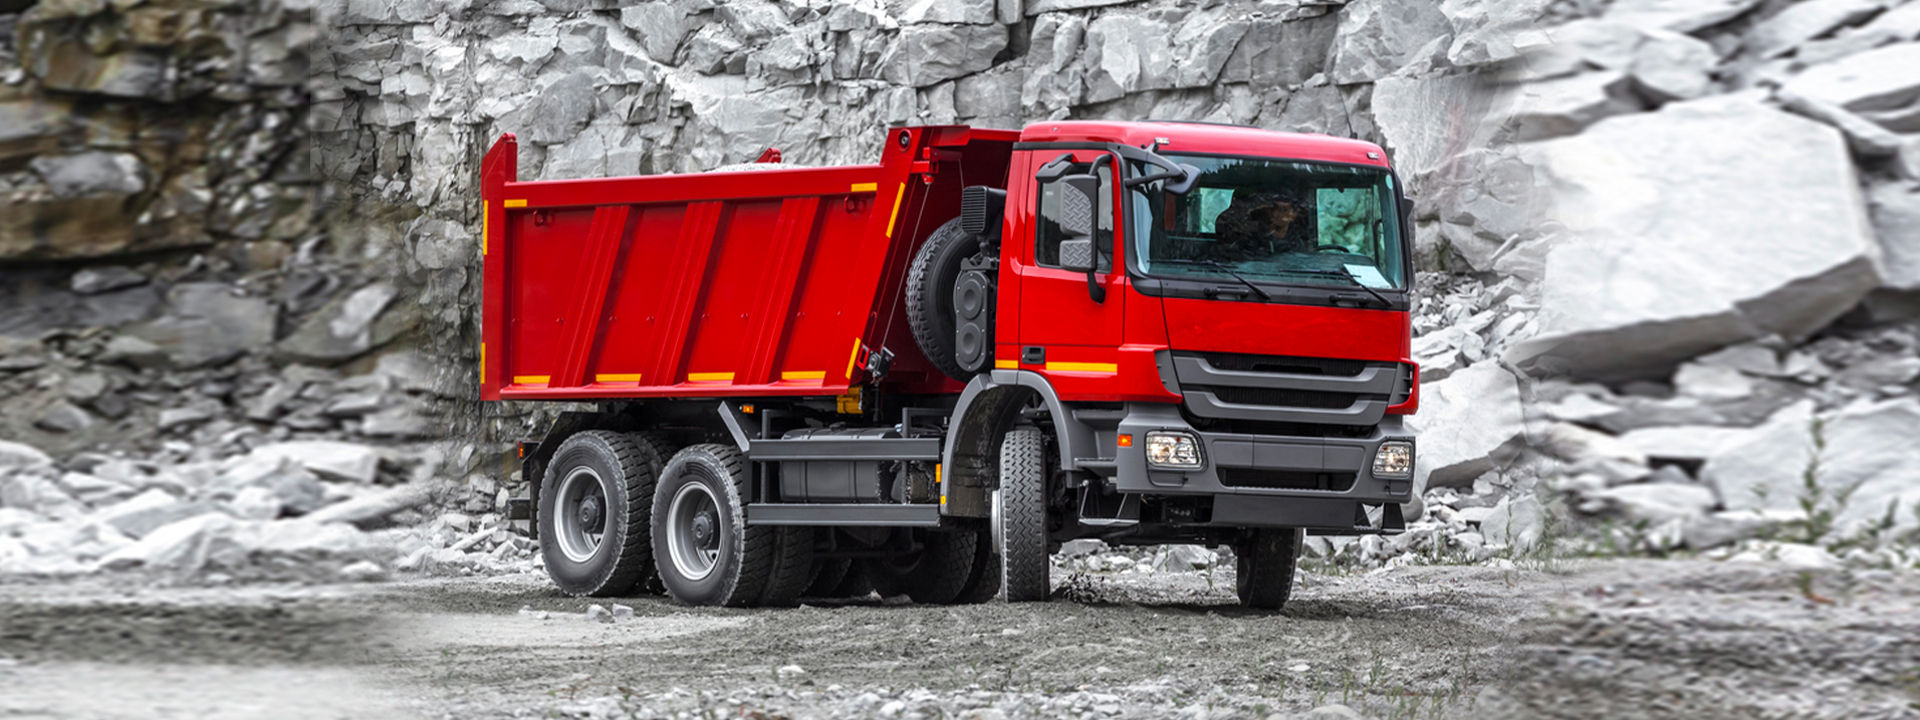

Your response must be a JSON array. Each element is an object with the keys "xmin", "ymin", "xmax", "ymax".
[{"xmin": 1, "ymin": 559, "xmax": 1915, "ymax": 719}]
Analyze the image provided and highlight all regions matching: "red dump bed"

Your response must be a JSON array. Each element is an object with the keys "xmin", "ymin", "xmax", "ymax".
[{"xmin": 478, "ymin": 126, "xmax": 1019, "ymax": 402}]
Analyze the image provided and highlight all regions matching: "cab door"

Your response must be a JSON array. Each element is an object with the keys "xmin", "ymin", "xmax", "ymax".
[{"xmin": 1010, "ymin": 149, "xmax": 1128, "ymax": 394}]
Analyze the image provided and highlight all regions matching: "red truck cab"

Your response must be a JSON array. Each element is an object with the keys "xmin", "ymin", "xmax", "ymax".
[{"xmin": 481, "ymin": 120, "xmax": 1416, "ymax": 610}]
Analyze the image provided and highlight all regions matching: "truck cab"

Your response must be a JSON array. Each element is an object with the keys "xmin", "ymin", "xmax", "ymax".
[
  {"xmin": 482, "ymin": 120, "xmax": 1416, "ymax": 610},
  {"xmin": 939, "ymin": 121, "xmax": 1417, "ymax": 586}
]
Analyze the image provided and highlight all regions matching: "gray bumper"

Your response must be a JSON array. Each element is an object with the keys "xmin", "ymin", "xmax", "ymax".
[{"xmin": 1112, "ymin": 403, "xmax": 1414, "ymax": 506}]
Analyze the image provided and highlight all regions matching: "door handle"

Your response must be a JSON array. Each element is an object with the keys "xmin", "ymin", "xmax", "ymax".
[{"xmin": 1022, "ymin": 346, "xmax": 1045, "ymax": 365}]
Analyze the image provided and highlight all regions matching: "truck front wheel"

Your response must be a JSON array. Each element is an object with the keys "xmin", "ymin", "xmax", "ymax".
[
  {"xmin": 1235, "ymin": 528, "xmax": 1303, "ymax": 610},
  {"xmin": 997, "ymin": 426, "xmax": 1050, "ymax": 602},
  {"xmin": 650, "ymin": 444, "xmax": 775, "ymax": 607},
  {"xmin": 539, "ymin": 430, "xmax": 658, "ymax": 597}
]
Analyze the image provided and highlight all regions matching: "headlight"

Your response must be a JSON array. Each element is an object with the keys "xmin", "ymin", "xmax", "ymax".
[
  {"xmin": 1144, "ymin": 431, "xmax": 1204, "ymax": 470},
  {"xmin": 1372, "ymin": 440, "xmax": 1413, "ymax": 479}
]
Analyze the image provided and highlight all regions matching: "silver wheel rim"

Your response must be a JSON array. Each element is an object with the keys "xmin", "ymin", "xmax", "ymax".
[
  {"xmin": 990, "ymin": 487, "xmax": 1006, "ymax": 556},
  {"xmin": 666, "ymin": 482, "xmax": 722, "ymax": 581},
  {"xmin": 554, "ymin": 466, "xmax": 608, "ymax": 563}
]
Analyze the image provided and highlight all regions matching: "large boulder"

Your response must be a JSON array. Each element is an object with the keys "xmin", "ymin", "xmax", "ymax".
[
  {"xmin": 1405, "ymin": 362, "xmax": 1524, "ymax": 492},
  {"xmin": 1866, "ymin": 182, "xmax": 1920, "ymax": 292},
  {"xmin": 242, "ymin": 442, "xmax": 380, "ymax": 485},
  {"xmin": 125, "ymin": 283, "xmax": 278, "ymax": 369},
  {"xmin": 1779, "ymin": 42, "xmax": 1920, "ymax": 132},
  {"xmin": 1505, "ymin": 98, "xmax": 1881, "ymax": 379},
  {"xmin": 1700, "ymin": 401, "xmax": 1817, "ymax": 512},
  {"xmin": 1817, "ymin": 398, "xmax": 1920, "ymax": 539}
]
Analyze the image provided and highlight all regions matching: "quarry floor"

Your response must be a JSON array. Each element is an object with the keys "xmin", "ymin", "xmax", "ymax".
[{"xmin": 1, "ymin": 558, "xmax": 1916, "ymax": 719}]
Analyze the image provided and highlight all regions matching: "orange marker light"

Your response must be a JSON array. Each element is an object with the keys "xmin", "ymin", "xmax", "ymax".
[
  {"xmin": 741, "ymin": 403, "xmax": 756, "ymax": 414},
  {"xmin": 1117, "ymin": 434, "xmax": 1133, "ymax": 448}
]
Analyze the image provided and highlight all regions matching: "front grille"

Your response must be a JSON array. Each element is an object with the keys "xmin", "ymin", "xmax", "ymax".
[
  {"xmin": 1174, "ymin": 352, "xmax": 1408, "ymax": 426},
  {"xmin": 1209, "ymin": 386, "xmax": 1358, "ymax": 409},
  {"xmin": 1219, "ymin": 468, "xmax": 1358, "ymax": 492},
  {"xmin": 1200, "ymin": 352, "xmax": 1368, "ymax": 376}
]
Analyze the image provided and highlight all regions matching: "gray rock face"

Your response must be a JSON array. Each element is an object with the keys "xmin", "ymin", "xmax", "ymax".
[
  {"xmin": 29, "ymin": 151, "xmax": 147, "ymax": 198},
  {"xmin": 1506, "ymin": 98, "xmax": 1882, "ymax": 379},
  {"xmin": 1405, "ymin": 362, "xmax": 1524, "ymax": 491},
  {"xmin": 1329, "ymin": 0, "xmax": 1452, "ymax": 84},
  {"xmin": 888, "ymin": 24, "xmax": 1006, "ymax": 88}
]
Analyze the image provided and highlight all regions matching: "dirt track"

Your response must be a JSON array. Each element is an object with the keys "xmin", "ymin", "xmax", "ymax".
[{"xmin": 2, "ymin": 559, "xmax": 1915, "ymax": 719}]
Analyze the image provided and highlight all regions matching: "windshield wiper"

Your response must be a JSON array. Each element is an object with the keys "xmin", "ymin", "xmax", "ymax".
[
  {"xmin": 1155, "ymin": 259, "xmax": 1271, "ymax": 301},
  {"xmin": 1280, "ymin": 267, "xmax": 1394, "ymax": 308}
]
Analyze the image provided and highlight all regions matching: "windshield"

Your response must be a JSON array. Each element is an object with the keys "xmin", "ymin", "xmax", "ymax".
[{"xmin": 1128, "ymin": 155, "xmax": 1408, "ymax": 291}]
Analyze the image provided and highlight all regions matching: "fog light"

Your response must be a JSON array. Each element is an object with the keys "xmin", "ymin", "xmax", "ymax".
[
  {"xmin": 1145, "ymin": 431, "xmax": 1204, "ymax": 470},
  {"xmin": 1373, "ymin": 440, "xmax": 1413, "ymax": 479}
]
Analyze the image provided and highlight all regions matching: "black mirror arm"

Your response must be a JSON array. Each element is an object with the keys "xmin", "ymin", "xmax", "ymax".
[{"xmin": 1085, "ymin": 263, "xmax": 1106, "ymax": 303}]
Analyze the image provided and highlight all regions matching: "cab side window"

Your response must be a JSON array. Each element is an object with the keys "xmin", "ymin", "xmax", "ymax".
[{"xmin": 1035, "ymin": 162, "xmax": 1114, "ymax": 273}]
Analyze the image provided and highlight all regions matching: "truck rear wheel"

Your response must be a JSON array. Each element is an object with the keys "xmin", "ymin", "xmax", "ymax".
[
  {"xmin": 805, "ymin": 556, "xmax": 852, "ymax": 598},
  {"xmin": 650, "ymin": 444, "xmax": 775, "ymax": 607},
  {"xmin": 1236, "ymin": 528, "xmax": 1303, "ymax": 610},
  {"xmin": 997, "ymin": 427, "xmax": 1050, "ymax": 602},
  {"xmin": 626, "ymin": 431, "xmax": 679, "ymax": 595},
  {"xmin": 906, "ymin": 218, "xmax": 982, "ymax": 381},
  {"xmin": 539, "ymin": 430, "xmax": 658, "ymax": 597},
  {"xmin": 867, "ymin": 529, "xmax": 977, "ymax": 604}
]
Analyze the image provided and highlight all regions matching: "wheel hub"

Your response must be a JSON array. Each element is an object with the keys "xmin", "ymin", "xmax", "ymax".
[
  {"xmin": 577, "ymin": 495, "xmax": 605, "ymax": 532},
  {"xmin": 691, "ymin": 511, "xmax": 715, "ymax": 546}
]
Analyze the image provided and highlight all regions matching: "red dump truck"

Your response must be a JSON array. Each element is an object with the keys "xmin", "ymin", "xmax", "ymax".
[{"xmin": 480, "ymin": 121, "xmax": 1417, "ymax": 609}]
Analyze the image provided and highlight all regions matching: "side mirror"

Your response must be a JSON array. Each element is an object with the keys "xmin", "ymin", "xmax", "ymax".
[
  {"xmin": 1058, "ymin": 238, "xmax": 1096, "ymax": 273},
  {"xmin": 1056, "ymin": 173, "xmax": 1101, "ymax": 238},
  {"xmin": 1054, "ymin": 173, "xmax": 1105, "ymax": 302},
  {"xmin": 1398, "ymin": 195, "xmax": 1415, "ymax": 224}
]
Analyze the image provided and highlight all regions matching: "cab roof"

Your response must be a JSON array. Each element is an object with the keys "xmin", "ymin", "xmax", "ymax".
[{"xmin": 1017, "ymin": 120, "xmax": 1393, "ymax": 169}]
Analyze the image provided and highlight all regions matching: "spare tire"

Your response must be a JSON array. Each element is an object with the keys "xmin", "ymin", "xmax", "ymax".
[{"xmin": 906, "ymin": 219, "xmax": 982, "ymax": 381}]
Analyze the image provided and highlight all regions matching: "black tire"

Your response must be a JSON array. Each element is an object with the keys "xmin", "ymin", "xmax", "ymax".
[
  {"xmin": 650, "ymin": 444, "xmax": 775, "ymax": 607},
  {"xmin": 759, "ymin": 526, "xmax": 817, "ymax": 606},
  {"xmin": 998, "ymin": 426, "xmax": 1050, "ymax": 602},
  {"xmin": 538, "ymin": 430, "xmax": 657, "ymax": 597},
  {"xmin": 906, "ymin": 218, "xmax": 981, "ymax": 381},
  {"xmin": 953, "ymin": 527, "xmax": 1002, "ymax": 604},
  {"xmin": 804, "ymin": 556, "xmax": 852, "ymax": 598},
  {"xmin": 626, "ymin": 431, "xmax": 679, "ymax": 595},
  {"xmin": 1236, "ymin": 528, "xmax": 1303, "ymax": 610},
  {"xmin": 867, "ymin": 529, "xmax": 977, "ymax": 604}
]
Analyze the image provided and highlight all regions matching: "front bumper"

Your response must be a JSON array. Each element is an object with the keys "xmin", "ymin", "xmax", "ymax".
[{"xmin": 1111, "ymin": 403, "xmax": 1414, "ymax": 531}]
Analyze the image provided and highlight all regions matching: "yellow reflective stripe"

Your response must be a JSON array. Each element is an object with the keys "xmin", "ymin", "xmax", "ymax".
[
  {"xmin": 503, "ymin": 199, "xmax": 528, "ymax": 208},
  {"xmin": 883, "ymin": 183, "xmax": 906, "ymax": 238},
  {"xmin": 850, "ymin": 182, "xmax": 877, "ymax": 193},
  {"xmin": 512, "ymin": 375, "xmax": 550, "ymax": 385},
  {"xmin": 1044, "ymin": 362, "xmax": 1118, "ymax": 374},
  {"xmin": 993, "ymin": 359, "xmax": 1017, "ymax": 370},
  {"xmin": 781, "ymin": 370, "xmax": 826, "ymax": 381},
  {"xmin": 687, "ymin": 372, "xmax": 734, "ymax": 382},
  {"xmin": 481, "ymin": 201, "xmax": 488, "ymax": 257},
  {"xmin": 595, "ymin": 373, "xmax": 642, "ymax": 382},
  {"xmin": 844, "ymin": 338, "xmax": 862, "ymax": 379},
  {"xmin": 479, "ymin": 343, "xmax": 485, "ymax": 384}
]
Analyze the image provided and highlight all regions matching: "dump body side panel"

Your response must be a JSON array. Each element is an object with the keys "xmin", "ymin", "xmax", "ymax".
[{"xmin": 478, "ymin": 126, "xmax": 1020, "ymax": 402}]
